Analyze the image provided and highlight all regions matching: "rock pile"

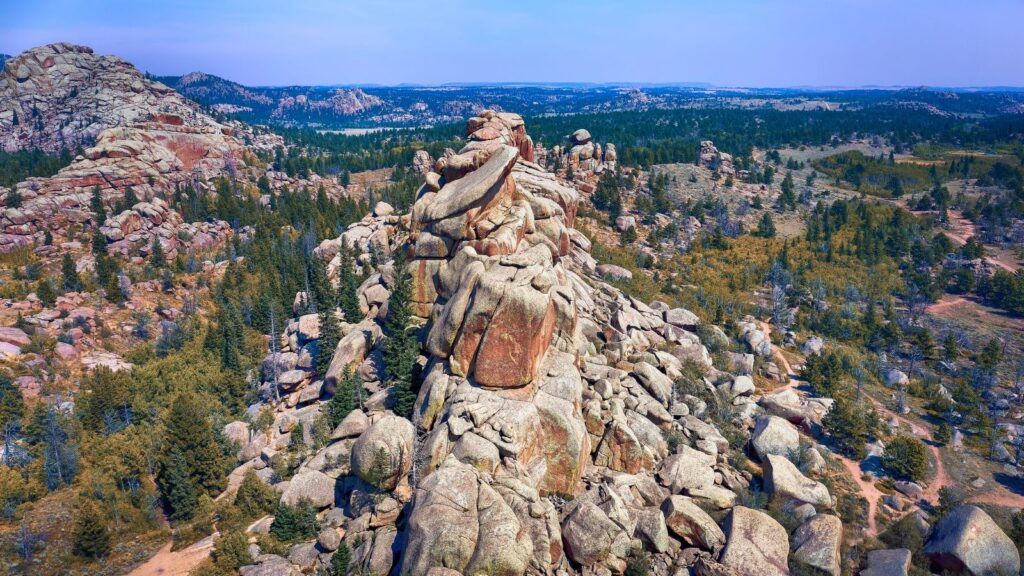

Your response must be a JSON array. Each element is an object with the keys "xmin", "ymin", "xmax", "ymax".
[
  {"xmin": 536, "ymin": 127, "xmax": 617, "ymax": 175},
  {"xmin": 0, "ymin": 43, "xmax": 250, "ymax": 253},
  {"xmin": 226, "ymin": 112, "xmax": 1011, "ymax": 576},
  {"xmin": 697, "ymin": 140, "xmax": 734, "ymax": 175}
]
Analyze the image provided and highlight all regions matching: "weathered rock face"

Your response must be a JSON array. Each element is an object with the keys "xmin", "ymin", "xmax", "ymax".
[
  {"xmin": 243, "ymin": 111, "xmax": 760, "ymax": 576},
  {"xmin": 718, "ymin": 507, "xmax": 790, "ymax": 576},
  {"xmin": 923, "ymin": 505, "xmax": 1020, "ymax": 576},
  {"xmin": 697, "ymin": 140, "xmax": 734, "ymax": 175},
  {"xmin": 791, "ymin": 514, "xmax": 843, "ymax": 576},
  {"xmin": 0, "ymin": 43, "xmax": 251, "ymax": 253},
  {"xmin": 764, "ymin": 454, "xmax": 832, "ymax": 508},
  {"xmin": 860, "ymin": 549, "xmax": 911, "ymax": 576},
  {"xmin": 1, "ymin": 43, "xmax": 227, "ymax": 153}
]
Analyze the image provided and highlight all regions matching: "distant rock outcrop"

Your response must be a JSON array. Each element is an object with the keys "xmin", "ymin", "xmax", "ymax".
[
  {"xmin": 0, "ymin": 43, "xmax": 227, "ymax": 153},
  {"xmin": 0, "ymin": 43, "xmax": 258, "ymax": 253}
]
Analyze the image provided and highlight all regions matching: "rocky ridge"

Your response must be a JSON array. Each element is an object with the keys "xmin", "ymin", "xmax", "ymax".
[
  {"xmin": 223, "ymin": 111, "xmax": 934, "ymax": 576},
  {"xmin": 0, "ymin": 43, "xmax": 282, "ymax": 254}
]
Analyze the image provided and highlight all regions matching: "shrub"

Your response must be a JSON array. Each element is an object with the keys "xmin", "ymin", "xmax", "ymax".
[
  {"xmin": 881, "ymin": 435, "xmax": 928, "ymax": 482},
  {"xmin": 270, "ymin": 499, "xmax": 319, "ymax": 542},
  {"xmin": 234, "ymin": 470, "xmax": 277, "ymax": 519}
]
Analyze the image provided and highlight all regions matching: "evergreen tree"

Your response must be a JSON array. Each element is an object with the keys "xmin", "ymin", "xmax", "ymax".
[
  {"xmin": 150, "ymin": 237, "xmax": 166, "ymax": 268},
  {"xmin": 163, "ymin": 392, "xmax": 227, "ymax": 496},
  {"xmin": 161, "ymin": 446, "xmax": 199, "ymax": 521},
  {"xmin": 213, "ymin": 531, "xmax": 251, "ymax": 572},
  {"xmin": 755, "ymin": 212, "xmax": 776, "ymax": 238},
  {"xmin": 326, "ymin": 368, "xmax": 358, "ymax": 427},
  {"xmin": 317, "ymin": 303, "xmax": 342, "ymax": 378},
  {"xmin": 5, "ymin": 189, "xmax": 22, "ymax": 209},
  {"xmin": 37, "ymin": 406, "xmax": 77, "ymax": 490},
  {"xmin": 119, "ymin": 186, "xmax": 139, "ymax": 212},
  {"xmin": 337, "ymin": 241, "xmax": 362, "ymax": 322},
  {"xmin": 91, "ymin": 230, "xmax": 108, "ymax": 256},
  {"xmin": 0, "ymin": 372, "xmax": 25, "ymax": 434},
  {"xmin": 77, "ymin": 367, "xmax": 131, "ymax": 434},
  {"xmin": 331, "ymin": 542, "xmax": 352, "ymax": 576},
  {"xmin": 90, "ymin": 186, "xmax": 106, "ymax": 224},
  {"xmin": 62, "ymin": 253, "xmax": 83, "ymax": 292},
  {"xmin": 270, "ymin": 499, "xmax": 320, "ymax": 542},
  {"xmin": 72, "ymin": 501, "xmax": 111, "ymax": 559},
  {"xmin": 882, "ymin": 435, "xmax": 928, "ymax": 482},
  {"xmin": 778, "ymin": 172, "xmax": 796, "ymax": 210},
  {"xmin": 382, "ymin": 248, "xmax": 418, "ymax": 418},
  {"xmin": 234, "ymin": 469, "xmax": 277, "ymax": 518},
  {"xmin": 822, "ymin": 396, "xmax": 869, "ymax": 459},
  {"xmin": 36, "ymin": 279, "xmax": 57, "ymax": 306}
]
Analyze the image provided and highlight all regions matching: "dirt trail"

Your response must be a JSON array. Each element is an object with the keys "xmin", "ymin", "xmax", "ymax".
[
  {"xmin": 925, "ymin": 296, "xmax": 967, "ymax": 315},
  {"xmin": 758, "ymin": 321, "xmax": 880, "ymax": 536},
  {"xmin": 127, "ymin": 465, "xmax": 257, "ymax": 576},
  {"xmin": 886, "ymin": 200, "xmax": 1019, "ymax": 273},
  {"xmin": 128, "ymin": 533, "xmax": 217, "ymax": 576}
]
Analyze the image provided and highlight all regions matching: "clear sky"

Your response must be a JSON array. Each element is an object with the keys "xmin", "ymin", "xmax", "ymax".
[{"xmin": 2, "ymin": 0, "xmax": 1022, "ymax": 87}]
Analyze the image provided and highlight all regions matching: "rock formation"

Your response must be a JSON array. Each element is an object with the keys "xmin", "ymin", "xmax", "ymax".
[
  {"xmin": 0, "ymin": 43, "xmax": 261, "ymax": 253},
  {"xmin": 233, "ymin": 111, "xmax": 793, "ymax": 575},
  {"xmin": 0, "ymin": 43, "xmax": 228, "ymax": 153},
  {"xmin": 923, "ymin": 505, "xmax": 1020, "ymax": 576},
  {"xmin": 536, "ymin": 128, "xmax": 616, "ymax": 175},
  {"xmin": 697, "ymin": 140, "xmax": 734, "ymax": 176}
]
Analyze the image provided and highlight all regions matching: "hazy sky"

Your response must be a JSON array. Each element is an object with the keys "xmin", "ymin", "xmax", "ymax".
[{"xmin": 2, "ymin": 0, "xmax": 1022, "ymax": 87}]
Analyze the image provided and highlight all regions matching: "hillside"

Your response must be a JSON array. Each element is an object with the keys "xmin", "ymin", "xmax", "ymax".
[{"xmin": 1, "ymin": 42, "xmax": 1024, "ymax": 576}]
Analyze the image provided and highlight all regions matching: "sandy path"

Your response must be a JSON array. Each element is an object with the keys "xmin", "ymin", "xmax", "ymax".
[
  {"xmin": 127, "ymin": 463, "xmax": 257, "ymax": 576},
  {"xmin": 758, "ymin": 321, "xmax": 880, "ymax": 536},
  {"xmin": 127, "ymin": 533, "xmax": 217, "ymax": 576},
  {"xmin": 925, "ymin": 296, "xmax": 967, "ymax": 315}
]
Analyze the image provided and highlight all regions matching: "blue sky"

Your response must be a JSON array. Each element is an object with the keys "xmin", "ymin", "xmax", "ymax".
[{"xmin": 2, "ymin": 0, "xmax": 1022, "ymax": 87}]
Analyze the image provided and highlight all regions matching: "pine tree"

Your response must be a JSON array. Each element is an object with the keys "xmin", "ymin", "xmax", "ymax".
[
  {"xmin": 161, "ymin": 446, "xmax": 199, "ymax": 521},
  {"xmin": 164, "ymin": 392, "xmax": 227, "ymax": 496},
  {"xmin": 62, "ymin": 253, "xmax": 83, "ymax": 292},
  {"xmin": 0, "ymin": 372, "xmax": 25, "ymax": 434},
  {"xmin": 331, "ymin": 542, "xmax": 352, "ymax": 576},
  {"xmin": 36, "ymin": 279, "xmax": 57, "ymax": 306},
  {"xmin": 755, "ymin": 212, "xmax": 776, "ymax": 238},
  {"xmin": 326, "ymin": 368, "xmax": 358, "ymax": 427},
  {"xmin": 337, "ymin": 241, "xmax": 362, "ymax": 322},
  {"xmin": 119, "ymin": 186, "xmax": 139, "ymax": 212},
  {"xmin": 90, "ymin": 186, "xmax": 106, "ymax": 224},
  {"xmin": 5, "ymin": 189, "xmax": 22, "ymax": 209},
  {"xmin": 881, "ymin": 435, "xmax": 928, "ymax": 482},
  {"xmin": 150, "ymin": 237, "xmax": 166, "ymax": 268},
  {"xmin": 822, "ymin": 396, "xmax": 868, "ymax": 459},
  {"xmin": 91, "ymin": 230, "xmax": 108, "ymax": 255},
  {"xmin": 270, "ymin": 499, "xmax": 320, "ymax": 542},
  {"xmin": 317, "ymin": 304, "xmax": 342, "ymax": 378},
  {"xmin": 234, "ymin": 469, "xmax": 276, "ymax": 518},
  {"xmin": 72, "ymin": 501, "xmax": 111, "ymax": 559},
  {"xmin": 383, "ymin": 249, "xmax": 418, "ymax": 418}
]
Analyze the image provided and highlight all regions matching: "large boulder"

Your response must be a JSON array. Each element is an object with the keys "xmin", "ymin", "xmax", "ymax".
[
  {"xmin": 350, "ymin": 415, "xmax": 414, "ymax": 491},
  {"xmin": 657, "ymin": 445, "xmax": 716, "ymax": 493},
  {"xmin": 279, "ymin": 470, "xmax": 336, "ymax": 508},
  {"xmin": 718, "ymin": 507, "xmax": 789, "ymax": 576},
  {"xmin": 751, "ymin": 415, "xmax": 800, "ymax": 461},
  {"xmin": 764, "ymin": 454, "xmax": 832, "ymax": 508},
  {"xmin": 923, "ymin": 505, "xmax": 1020, "ymax": 576},
  {"xmin": 562, "ymin": 500, "xmax": 629, "ymax": 566},
  {"xmin": 633, "ymin": 361, "xmax": 674, "ymax": 405},
  {"xmin": 860, "ymin": 549, "xmax": 911, "ymax": 576},
  {"xmin": 662, "ymin": 495, "xmax": 726, "ymax": 553},
  {"xmin": 402, "ymin": 457, "xmax": 533, "ymax": 575},
  {"xmin": 791, "ymin": 514, "xmax": 843, "ymax": 576}
]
